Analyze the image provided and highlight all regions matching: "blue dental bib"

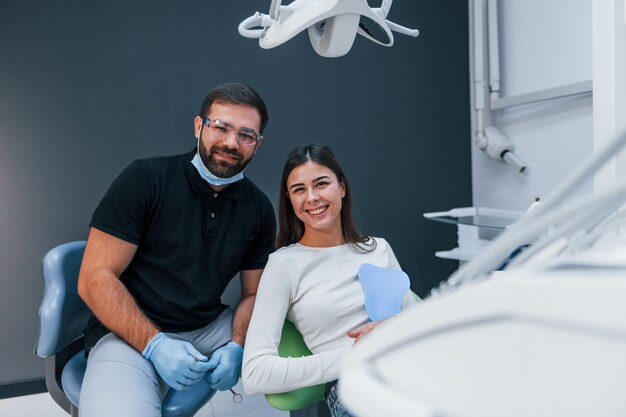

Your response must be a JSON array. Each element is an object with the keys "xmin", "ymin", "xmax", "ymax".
[{"xmin": 357, "ymin": 263, "xmax": 410, "ymax": 321}]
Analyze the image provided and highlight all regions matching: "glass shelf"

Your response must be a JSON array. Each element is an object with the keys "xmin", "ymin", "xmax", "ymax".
[
  {"xmin": 423, "ymin": 207, "xmax": 524, "ymax": 261},
  {"xmin": 426, "ymin": 213, "xmax": 513, "ymax": 230},
  {"xmin": 424, "ymin": 207, "xmax": 522, "ymax": 230}
]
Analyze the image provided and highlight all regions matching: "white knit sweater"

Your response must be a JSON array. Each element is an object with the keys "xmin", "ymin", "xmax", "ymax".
[{"xmin": 242, "ymin": 238, "xmax": 417, "ymax": 394}]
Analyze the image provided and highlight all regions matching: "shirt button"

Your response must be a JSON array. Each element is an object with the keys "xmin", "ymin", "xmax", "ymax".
[
  {"xmin": 213, "ymin": 193, "xmax": 218, "ymax": 198},
  {"xmin": 211, "ymin": 213, "xmax": 215, "ymax": 218}
]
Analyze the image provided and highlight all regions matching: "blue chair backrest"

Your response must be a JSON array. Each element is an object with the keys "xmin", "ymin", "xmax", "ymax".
[
  {"xmin": 35, "ymin": 241, "xmax": 218, "ymax": 416},
  {"xmin": 36, "ymin": 241, "xmax": 89, "ymax": 358}
]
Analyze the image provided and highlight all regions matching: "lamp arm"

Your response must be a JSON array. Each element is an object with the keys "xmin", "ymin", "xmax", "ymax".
[
  {"xmin": 385, "ymin": 19, "xmax": 419, "ymax": 37},
  {"xmin": 238, "ymin": 12, "xmax": 274, "ymax": 39}
]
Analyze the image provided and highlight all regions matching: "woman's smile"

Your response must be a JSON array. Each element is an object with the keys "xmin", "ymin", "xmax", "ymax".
[
  {"xmin": 305, "ymin": 205, "xmax": 329, "ymax": 216},
  {"xmin": 286, "ymin": 161, "xmax": 346, "ymax": 245}
]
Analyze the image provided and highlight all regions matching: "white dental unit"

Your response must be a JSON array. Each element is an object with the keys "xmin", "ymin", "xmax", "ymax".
[
  {"xmin": 340, "ymin": 117, "xmax": 626, "ymax": 416},
  {"xmin": 340, "ymin": 263, "xmax": 626, "ymax": 417}
]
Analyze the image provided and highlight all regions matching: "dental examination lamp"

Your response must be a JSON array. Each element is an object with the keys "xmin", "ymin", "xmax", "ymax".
[{"xmin": 239, "ymin": 0, "xmax": 419, "ymax": 58}]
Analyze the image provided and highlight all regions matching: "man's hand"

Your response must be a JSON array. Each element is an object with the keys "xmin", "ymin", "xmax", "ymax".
[
  {"xmin": 143, "ymin": 333, "xmax": 211, "ymax": 391},
  {"xmin": 205, "ymin": 342, "xmax": 244, "ymax": 391},
  {"xmin": 347, "ymin": 321, "xmax": 384, "ymax": 344}
]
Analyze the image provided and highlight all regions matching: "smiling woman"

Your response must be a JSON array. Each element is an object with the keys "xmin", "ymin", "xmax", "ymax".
[
  {"xmin": 276, "ymin": 145, "xmax": 370, "ymax": 250},
  {"xmin": 286, "ymin": 161, "xmax": 346, "ymax": 247},
  {"xmin": 242, "ymin": 144, "xmax": 419, "ymax": 417}
]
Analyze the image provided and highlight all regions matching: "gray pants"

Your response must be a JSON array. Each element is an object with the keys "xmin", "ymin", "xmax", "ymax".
[{"xmin": 79, "ymin": 308, "xmax": 234, "ymax": 417}]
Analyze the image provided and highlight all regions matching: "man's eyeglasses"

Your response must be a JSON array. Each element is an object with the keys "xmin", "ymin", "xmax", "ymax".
[{"xmin": 202, "ymin": 117, "xmax": 261, "ymax": 147}]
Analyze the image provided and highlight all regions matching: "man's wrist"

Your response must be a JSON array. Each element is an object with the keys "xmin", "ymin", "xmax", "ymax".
[
  {"xmin": 227, "ymin": 341, "xmax": 244, "ymax": 353},
  {"xmin": 142, "ymin": 332, "xmax": 165, "ymax": 359}
]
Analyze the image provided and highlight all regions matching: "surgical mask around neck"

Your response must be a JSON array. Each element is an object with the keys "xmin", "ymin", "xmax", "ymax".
[{"xmin": 191, "ymin": 146, "xmax": 245, "ymax": 186}]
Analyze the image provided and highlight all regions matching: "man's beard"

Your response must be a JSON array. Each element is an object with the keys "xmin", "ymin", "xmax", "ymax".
[{"xmin": 199, "ymin": 140, "xmax": 252, "ymax": 178}]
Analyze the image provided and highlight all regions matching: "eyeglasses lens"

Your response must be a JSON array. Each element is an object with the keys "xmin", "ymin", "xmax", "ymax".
[{"xmin": 206, "ymin": 119, "xmax": 257, "ymax": 146}]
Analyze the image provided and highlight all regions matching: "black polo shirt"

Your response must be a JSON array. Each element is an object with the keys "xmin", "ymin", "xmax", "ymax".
[{"xmin": 84, "ymin": 149, "xmax": 276, "ymax": 352}]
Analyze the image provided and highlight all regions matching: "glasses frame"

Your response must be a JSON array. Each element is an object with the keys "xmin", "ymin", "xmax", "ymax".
[{"xmin": 202, "ymin": 117, "xmax": 262, "ymax": 147}]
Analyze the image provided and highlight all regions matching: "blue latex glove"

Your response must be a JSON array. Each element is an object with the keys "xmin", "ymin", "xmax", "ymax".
[
  {"xmin": 205, "ymin": 341, "xmax": 243, "ymax": 391},
  {"xmin": 142, "ymin": 333, "xmax": 212, "ymax": 391}
]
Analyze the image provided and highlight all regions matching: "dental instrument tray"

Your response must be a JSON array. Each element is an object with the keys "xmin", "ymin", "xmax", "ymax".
[{"xmin": 424, "ymin": 207, "xmax": 522, "ymax": 261}]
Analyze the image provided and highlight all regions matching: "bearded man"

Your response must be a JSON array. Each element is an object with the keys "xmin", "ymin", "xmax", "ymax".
[{"xmin": 77, "ymin": 83, "xmax": 276, "ymax": 416}]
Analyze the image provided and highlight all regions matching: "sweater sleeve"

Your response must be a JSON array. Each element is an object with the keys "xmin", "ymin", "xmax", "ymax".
[{"xmin": 242, "ymin": 253, "xmax": 351, "ymax": 395}]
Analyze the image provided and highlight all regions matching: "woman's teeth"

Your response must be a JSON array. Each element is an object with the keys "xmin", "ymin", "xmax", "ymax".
[{"xmin": 308, "ymin": 206, "xmax": 327, "ymax": 215}]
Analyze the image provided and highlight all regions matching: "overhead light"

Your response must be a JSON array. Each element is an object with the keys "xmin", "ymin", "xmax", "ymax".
[{"xmin": 239, "ymin": 0, "xmax": 419, "ymax": 58}]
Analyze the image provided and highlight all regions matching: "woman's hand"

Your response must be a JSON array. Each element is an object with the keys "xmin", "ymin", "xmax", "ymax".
[{"xmin": 347, "ymin": 321, "xmax": 384, "ymax": 344}]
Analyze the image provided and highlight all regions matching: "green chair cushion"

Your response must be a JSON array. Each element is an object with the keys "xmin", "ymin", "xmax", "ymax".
[{"xmin": 264, "ymin": 320, "xmax": 325, "ymax": 410}]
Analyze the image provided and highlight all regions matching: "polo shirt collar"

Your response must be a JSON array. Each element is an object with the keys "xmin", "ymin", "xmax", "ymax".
[{"xmin": 183, "ymin": 149, "xmax": 242, "ymax": 199}]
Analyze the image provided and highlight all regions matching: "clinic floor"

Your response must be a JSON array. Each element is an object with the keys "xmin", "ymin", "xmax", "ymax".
[{"xmin": 0, "ymin": 381, "xmax": 287, "ymax": 417}]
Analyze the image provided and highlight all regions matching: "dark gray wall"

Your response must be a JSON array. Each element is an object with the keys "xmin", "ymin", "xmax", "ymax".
[{"xmin": 0, "ymin": 1, "xmax": 470, "ymax": 388}]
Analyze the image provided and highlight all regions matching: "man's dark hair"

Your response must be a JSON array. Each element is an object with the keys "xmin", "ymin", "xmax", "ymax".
[{"xmin": 198, "ymin": 83, "xmax": 269, "ymax": 133}]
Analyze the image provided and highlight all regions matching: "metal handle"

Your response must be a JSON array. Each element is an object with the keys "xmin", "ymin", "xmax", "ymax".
[
  {"xmin": 229, "ymin": 388, "xmax": 242, "ymax": 404},
  {"xmin": 238, "ymin": 12, "xmax": 274, "ymax": 39}
]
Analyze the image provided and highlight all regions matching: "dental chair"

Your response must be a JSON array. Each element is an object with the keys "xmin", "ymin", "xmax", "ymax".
[{"xmin": 35, "ymin": 241, "xmax": 217, "ymax": 417}]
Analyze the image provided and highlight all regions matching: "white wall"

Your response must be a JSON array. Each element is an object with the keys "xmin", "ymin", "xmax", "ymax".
[
  {"xmin": 593, "ymin": 0, "xmax": 626, "ymax": 191},
  {"xmin": 471, "ymin": 0, "xmax": 593, "ymax": 211}
]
